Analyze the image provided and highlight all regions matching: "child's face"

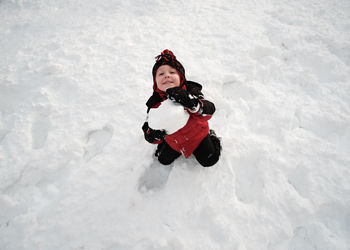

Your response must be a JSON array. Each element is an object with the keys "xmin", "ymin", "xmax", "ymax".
[{"xmin": 155, "ymin": 65, "xmax": 181, "ymax": 92}]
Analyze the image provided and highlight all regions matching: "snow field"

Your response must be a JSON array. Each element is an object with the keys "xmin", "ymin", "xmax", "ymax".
[{"xmin": 1, "ymin": 0, "xmax": 350, "ymax": 249}]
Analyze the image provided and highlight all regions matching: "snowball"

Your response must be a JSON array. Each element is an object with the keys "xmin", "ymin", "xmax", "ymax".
[{"xmin": 148, "ymin": 99, "xmax": 190, "ymax": 134}]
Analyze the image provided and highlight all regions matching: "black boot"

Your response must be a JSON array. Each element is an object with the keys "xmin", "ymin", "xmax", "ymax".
[{"xmin": 209, "ymin": 129, "xmax": 222, "ymax": 156}]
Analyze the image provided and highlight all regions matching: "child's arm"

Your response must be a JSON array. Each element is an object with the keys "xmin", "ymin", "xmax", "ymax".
[
  {"xmin": 166, "ymin": 85, "xmax": 215, "ymax": 116},
  {"xmin": 142, "ymin": 122, "xmax": 166, "ymax": 144},
  {"xmin": 166, "ymin": 87, "xmax": 199, "ymax": 110},
  {"xmin": 184, "ymin": 81, "xmax": 215, "ymax": 115},
  {"xmin": 199, "ymin": 99, "xmax": 215, "ymax": 115}
]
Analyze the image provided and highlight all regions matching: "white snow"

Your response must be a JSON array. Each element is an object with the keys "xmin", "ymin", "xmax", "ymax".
[
  {"xmin": 148, "ymin": 99, "xmax": 189, "ymax": 134},
  {"xmin": 1, "ymin": 0, "xmax": 350, "ymax": 249}
]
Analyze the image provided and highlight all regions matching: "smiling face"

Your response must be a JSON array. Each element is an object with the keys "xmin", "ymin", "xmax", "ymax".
[{"xmin": 155, "ymin": 64, "xmax": 181, "ymax": 92}]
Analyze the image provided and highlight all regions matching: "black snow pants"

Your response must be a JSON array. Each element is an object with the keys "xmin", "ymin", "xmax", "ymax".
[{"xmin": 156, "ymin": 131, "xmax": 221, "ymax": 167}]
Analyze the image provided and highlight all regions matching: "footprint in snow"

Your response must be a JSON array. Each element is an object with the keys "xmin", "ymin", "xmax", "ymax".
[
  {"xmin": 138, "ymin": 160, "xmax": 173, "ymax": 193},
  {"xmin": 83, "ymin": 126, "xmax": 113, "ymax": 161}
]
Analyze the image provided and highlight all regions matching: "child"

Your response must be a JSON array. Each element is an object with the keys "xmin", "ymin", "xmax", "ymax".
[{"xmin": 142, "ymin": 49, "xmax": 221, "ymax": 167}]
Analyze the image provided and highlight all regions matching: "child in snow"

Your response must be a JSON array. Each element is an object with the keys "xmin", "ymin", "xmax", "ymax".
[{"xmin": 142, "ymin": 49, "xmax": 221, "ymax": 167}]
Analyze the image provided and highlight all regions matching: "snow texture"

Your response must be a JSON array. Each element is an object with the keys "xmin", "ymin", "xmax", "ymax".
[
  {"xmin": 148, "ymin": 99, "xmax": 190, "ymax": 134},
  {"xmin": 1, "ymin": 0, "xmax": 350, "ymax": 249}
]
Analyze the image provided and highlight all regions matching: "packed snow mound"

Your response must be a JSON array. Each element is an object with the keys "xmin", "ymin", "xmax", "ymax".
[{"xmin": 148, "ymin": 99, "xmax": 190, "ymax": 134}]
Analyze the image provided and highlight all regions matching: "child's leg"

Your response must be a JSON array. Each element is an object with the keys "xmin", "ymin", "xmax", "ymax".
[
  {"xmin": 155, "ymin": 141, "xmax": 181, "ymax": 165},
  {"xmin": 193, "ymin": 131, "xmax": 221, "ymax": 167}
]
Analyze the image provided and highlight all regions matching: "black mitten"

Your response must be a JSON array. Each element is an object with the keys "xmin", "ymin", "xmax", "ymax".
[
  {"xmin": 166, "ymin": 87, "xmax": 199, "ymax": 110},
  {"xmin": 142, "ymin": 122, "xmax": 166, "ymax": 143}
]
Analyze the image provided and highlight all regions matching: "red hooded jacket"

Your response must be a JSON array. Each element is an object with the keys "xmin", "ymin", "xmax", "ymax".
[{"xmin": 145, "ymin": 81, "xmax": 215, "ymax": 158}]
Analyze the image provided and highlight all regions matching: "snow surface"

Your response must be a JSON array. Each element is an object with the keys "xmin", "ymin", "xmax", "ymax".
[{"xmin": 1, "ymin": 0, "xmax": 350, "ymax": 249}]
